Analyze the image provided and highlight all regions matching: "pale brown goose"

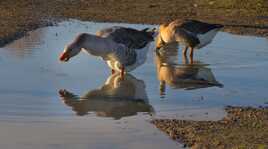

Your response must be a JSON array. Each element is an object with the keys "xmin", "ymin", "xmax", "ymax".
[
  {"xmin": 157, "ymin": 19, "xmax": 223, "ymax": 60},
  {"xmin": 59, "ymin": 26, "xmax": 156, "ymax": 78}
]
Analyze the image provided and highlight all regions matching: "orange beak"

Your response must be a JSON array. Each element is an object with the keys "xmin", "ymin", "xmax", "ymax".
[{"xmin": 59, "ymin": 51, "xmax": 69, "ymax": 62}]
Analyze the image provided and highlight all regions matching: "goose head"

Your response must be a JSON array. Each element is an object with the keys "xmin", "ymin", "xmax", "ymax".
[
  {"xmin": 59, "ymin": 33, "xmax": 87, "ymax": 62},
  {"xmin": 159, "ymin": 23, "xmax": 169, "ymax": 33},
  {"xmin": 156, "ymin": 23, "xmax": 170, "ymax": 49}
]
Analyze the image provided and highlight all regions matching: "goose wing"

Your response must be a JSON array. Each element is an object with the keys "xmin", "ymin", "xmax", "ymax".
[
  {"xmin": 96, "ymin": 26, "xmax": 154, "ymax": 49},
  {"xmin": 180, "ymin": 19, "xmax": 223, "ymax": 34}
]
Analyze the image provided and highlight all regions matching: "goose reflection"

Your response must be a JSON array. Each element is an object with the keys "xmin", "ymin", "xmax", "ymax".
[
  {"xmin": 155, "ymin": 43, "xmax": 223, "ymax": 95},
  {"xmin": 59, "ymin": 74, "xmax": 153, "ymax": 119}
]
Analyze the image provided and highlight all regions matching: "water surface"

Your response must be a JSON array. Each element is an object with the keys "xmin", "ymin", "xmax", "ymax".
[{"xmin": 0, "ymin": 20, "xmax": 267, "ymax": 148}]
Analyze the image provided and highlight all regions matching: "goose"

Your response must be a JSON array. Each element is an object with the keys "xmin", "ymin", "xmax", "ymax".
[
  {"xmin": 59, "ymin": 26, "xmax": 156, "ymax": 78},
  {"xmin": 157, "ymin": 19, "xmax": 223, "ymax": 60},
  {"xmin": 155, "ymin": 43, "xmax": 223, "ymax": 95},
  {"xmin": 59, "ymin": 73, "xmax": 153, "ymax": 119}
]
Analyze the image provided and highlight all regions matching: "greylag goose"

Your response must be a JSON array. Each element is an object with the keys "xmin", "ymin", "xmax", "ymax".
[
  {"xmin": 157, "ymin": 19, "xmax": 223, "ymax": 60},
  {"xmin": 155, "ymin": 43, "xmax": 223, "ymax": 95},
  {"xmin": 59, "ymin": 73, "xmax": 153, "ymax": 119},
  {"xmin": 59, "ymin": 26, "xmax": 156, "ymax": 78}
]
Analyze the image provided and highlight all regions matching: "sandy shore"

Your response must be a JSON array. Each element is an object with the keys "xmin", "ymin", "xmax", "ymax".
[
  {"xmin": 152, "ymin": 106, "xmax": 268, "ymax": 148},
  {"xmin": 0, "ymin": 0, "xmax": 268, "ymax": 47}
]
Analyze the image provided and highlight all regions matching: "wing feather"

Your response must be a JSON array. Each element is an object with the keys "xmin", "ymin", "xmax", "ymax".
[
  {"xmin": 181, "ymin": 20, "xmax": 223, "ymax": 34},
  {"xmin": 97, "ymin": 27, "xmax": 154, "ymax": 49}
]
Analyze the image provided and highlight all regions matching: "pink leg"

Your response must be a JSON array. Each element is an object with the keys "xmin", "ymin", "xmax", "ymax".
[
  {"xmin": 189, "ymin": 47, "xmax": 194, "ymax": 64},
  {"xmin": 183, "ymin": 47, "xmax": 188, "ymax": 56}
]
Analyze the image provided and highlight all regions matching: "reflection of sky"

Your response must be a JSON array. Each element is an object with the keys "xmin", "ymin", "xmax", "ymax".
[{"xmin": 0, "ymin": 20, "xmax": 267, "ymax": 119}]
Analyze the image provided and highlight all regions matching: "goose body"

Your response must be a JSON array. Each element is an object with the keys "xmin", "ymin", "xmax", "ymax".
[
  {"xmin": 157, "ymin": 19, "xmax": 223, "ymax": 60},
  {"xmin": 96, "ymin": 26, "xmax": 155, "ymax": 73},
  {"xmin": 59, "ymin": 26, "xmax": 156, "ymax": 77}
]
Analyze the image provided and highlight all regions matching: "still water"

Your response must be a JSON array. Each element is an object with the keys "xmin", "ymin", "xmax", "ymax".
[{"xmin": 0, "ymin": 19, "xmax": 267, "ymax": 148}]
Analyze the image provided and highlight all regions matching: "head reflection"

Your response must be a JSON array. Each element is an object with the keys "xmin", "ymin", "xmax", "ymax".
[
  {"xmin": 59, "ymin": 74, "xmax": 153, "ymax": 119},
  {"xmin": 155, "ymin": 43, "xmax": 223, "ymax": 96}
]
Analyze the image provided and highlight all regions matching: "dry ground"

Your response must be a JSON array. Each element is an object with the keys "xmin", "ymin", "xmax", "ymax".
[
  {"xmin": 0, "ymin": 0, "xmax": 268, "ymax": 46},
  {"xmin": 152, "ymin": 106, "xmax": 268, "ymax": 148}
]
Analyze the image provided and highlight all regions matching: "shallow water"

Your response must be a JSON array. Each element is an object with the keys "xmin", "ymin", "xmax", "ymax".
[{"xmin": 0, "ymin": 19, "xmax": 267, "ymax": 148}]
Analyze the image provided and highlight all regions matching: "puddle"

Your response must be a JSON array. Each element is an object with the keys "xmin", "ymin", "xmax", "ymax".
[{"xmin": 0, "ymin": 19, "xmax": 267, "ymax": 148}]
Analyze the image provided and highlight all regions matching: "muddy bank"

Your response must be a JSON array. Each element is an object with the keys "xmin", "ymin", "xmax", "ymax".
[
  {"xmin": 0, "ymin": 0, "xmax": 268, "ymax": 47},
  {"xmin": 152, "ymin": 106, "xmax": 268, "ymax": 148}
]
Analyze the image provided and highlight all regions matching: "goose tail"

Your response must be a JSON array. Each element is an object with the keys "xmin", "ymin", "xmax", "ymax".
[{"xmin": 141, "ymin": 27, "xmax": 158, "ymax": 40}]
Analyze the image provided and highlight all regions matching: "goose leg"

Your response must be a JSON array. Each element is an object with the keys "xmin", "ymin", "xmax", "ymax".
[
  {"xmin": 189, "ymin": 47, "xmax": 194, "ymax": 64},
  {"xmin": 120, "ymin": 66, "xmax": 125, "ymax": 79},
  {"xmin": 183, "ymin": 46, "xmax": 188, "ymax": 56},
  {"xmin": 182, "ymin": 53, "xmax": 189, "ymax": 64}
]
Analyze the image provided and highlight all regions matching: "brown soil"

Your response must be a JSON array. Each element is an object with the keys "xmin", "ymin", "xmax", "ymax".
[
  {"xmin": 152, "ymin": 106, "xmax": 268, "ymax": 148},
  {"xmin": 0, "ymin": 0, "xmax": 268, "ymax": 47}
]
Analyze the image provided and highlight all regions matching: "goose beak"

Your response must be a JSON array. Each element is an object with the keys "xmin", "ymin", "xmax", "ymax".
[{"xmin": 59, "ymin": 51, "xmax": 70, "ymax": 62}]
